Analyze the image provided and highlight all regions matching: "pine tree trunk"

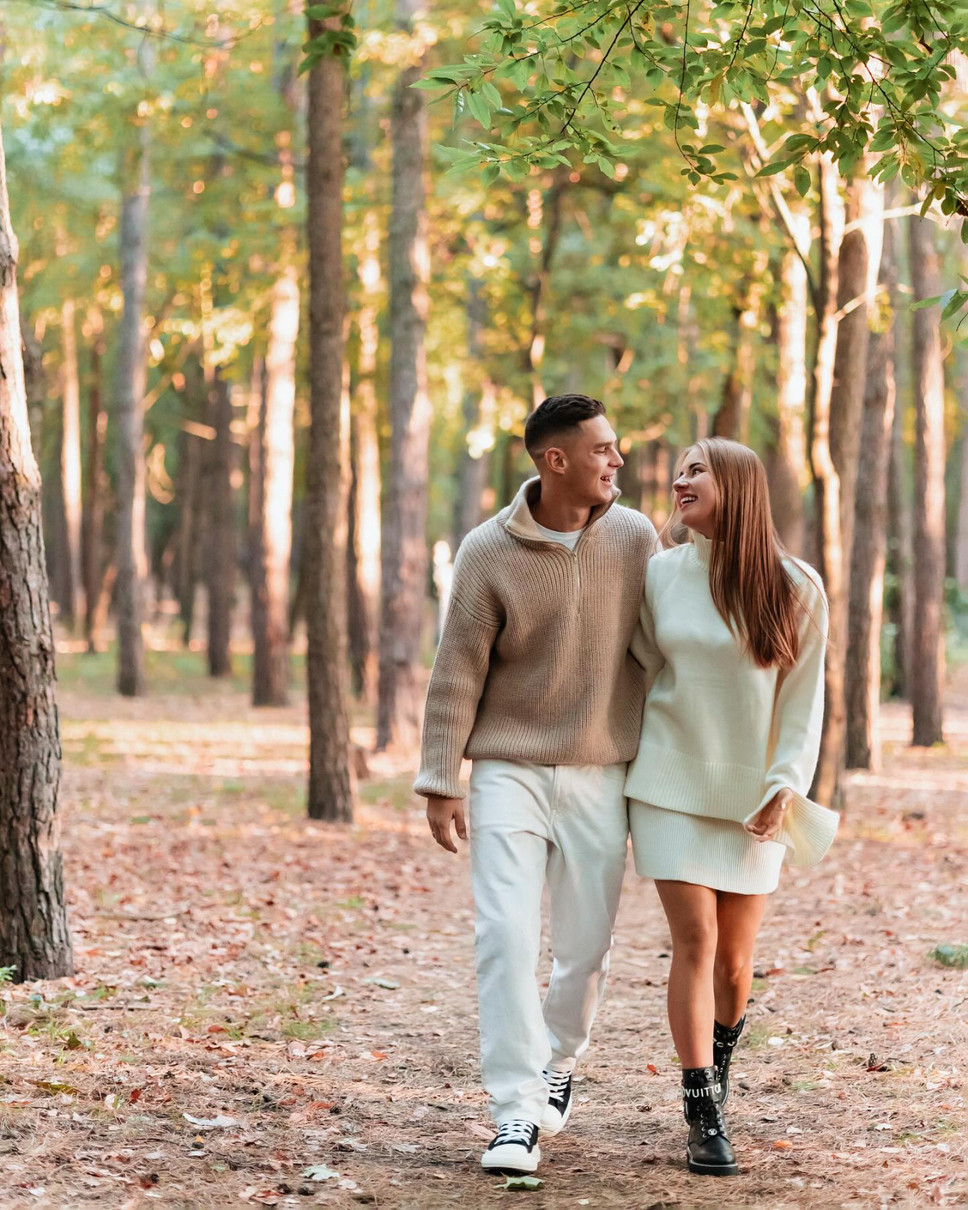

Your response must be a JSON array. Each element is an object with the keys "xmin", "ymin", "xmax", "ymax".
[
  {"xmin": 82, "ymin": 310, "xmax": 106, "ymax": 653},
  {"xmin": 115, "ymin": 126, "xmax": 150, "ymax": 697},
  {"xmin": 453, "ymin": 278, "xmax": 493, "ymax": 547},
  {"xmin": 377, "ymin": 0, "xmax": 432, "ymax": 752},
  {"xmin": 887, "ymin": 387, "xmax": 914, "ymax": 698},
  {"xmin": 845, "ymin": 221, "xmax": 896, "ymax": 770},
  {"xmin": 712, "ymin": 257, "xmax": 767, "ymax": 443},
  {"xmin": 0, "ymin": 116, "xmax": 73, "ymax": 981},
  {"xmin": 250, "ymin": 267, "xmax": 297, "ymax": 705},
  {"xmin": 305, "ymin": 12, "xmax": 352, "ymax": 822},
  {"xmin": 809, "ymin": 155, "xmax": 846, "ymax": 807},
  {"xmin": 347, "ymin": 208, "xmax": 382, "ymax": 701},
  {"xmin": 956, "ymin": 420, "xmax": 968, "ymax": 595},
  {"xmin": 908, "ymin": 213, "xmax": 946, "ymax": 746},
  {"xmin": 206, "ymin": 369, "xmax": 236, "ymax": 678},
  {"xmin": 59, "ymin": 297, "xmax": 83, "ymax": 631},
  {"xmin": 769, "ymin": 221, "xmax": 810, "ymax": 554}
]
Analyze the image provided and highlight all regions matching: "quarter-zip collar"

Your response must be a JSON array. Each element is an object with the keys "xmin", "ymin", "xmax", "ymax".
[{"xmin": 502, "ymin": 476, "xmax": 619, "ymax": 547}]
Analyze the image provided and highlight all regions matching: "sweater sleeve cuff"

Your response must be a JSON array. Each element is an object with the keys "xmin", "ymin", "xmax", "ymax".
[
  {"xmin": 744, "ymin": 788, "xmax": 839, "ymax": 869},
  {"xmin": 412, "ymin": 770, "xmax": 467, "ymax": 801}
]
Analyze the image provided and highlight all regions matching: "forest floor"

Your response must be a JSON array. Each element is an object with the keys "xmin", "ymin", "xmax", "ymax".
[{"xmin": 0, "ymin": 646, "xmax": 966, "ymax": 1209}]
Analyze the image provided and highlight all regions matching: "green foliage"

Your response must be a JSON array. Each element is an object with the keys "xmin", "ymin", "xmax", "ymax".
[{"xmin": 422, "ymin": 0, "xmax": 968, "ymax": 218}]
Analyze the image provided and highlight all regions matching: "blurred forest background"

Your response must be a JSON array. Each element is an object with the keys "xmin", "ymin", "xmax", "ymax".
[{"xmin": 1, "ymin": 0, "xmax": 967, "ymax": 960}]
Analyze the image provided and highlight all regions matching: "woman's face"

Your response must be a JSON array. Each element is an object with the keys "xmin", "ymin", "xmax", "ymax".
[{"xmin": 673, "ymin": 446, "xmax": 718, "ymax": 538}]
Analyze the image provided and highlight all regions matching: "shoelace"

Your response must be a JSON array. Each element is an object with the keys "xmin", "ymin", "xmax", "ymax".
[
  {"xmin": 493, "ymin": 1119, "xmax": 535, "ymax": 1147},
  {"xmin": 543, "ymin": 1069, "xmax": 570, "ymax": 1100}
]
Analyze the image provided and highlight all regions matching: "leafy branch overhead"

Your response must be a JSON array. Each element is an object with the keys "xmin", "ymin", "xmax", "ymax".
[
  {"xmin": 302, "ymin": 2, "xmax": 357, "ymax": 74},
  {"xmin": 418, "ymin": 0, "xmax": 968, "ymax": 217}
]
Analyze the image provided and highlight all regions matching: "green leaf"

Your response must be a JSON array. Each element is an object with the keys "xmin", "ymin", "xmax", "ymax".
[
  {"xmin": 467, "ymin": 90, "xmax": 492, "ymax": 128},
  {"xmin": 794, "ymin": 164, "xmax": 811, "ymax": 197},
  {"xmin": 931, "ymin": 943, "xmax": 968, "ymax": 968},
  {"xmin": 497, "ymin": 1175, "xmax": 544, "ymax": 1190}
]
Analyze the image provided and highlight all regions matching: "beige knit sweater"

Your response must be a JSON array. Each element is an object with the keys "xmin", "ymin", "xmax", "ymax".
[{"xmin": 414, "ymin": 477, "xmax": 659, "ymax": 800}]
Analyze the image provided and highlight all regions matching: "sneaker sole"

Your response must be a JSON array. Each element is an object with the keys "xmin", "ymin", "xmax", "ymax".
[
  {"xmin": 540, "ymin": 1102, "xmax": 572, "ymax": 1137},
  {"xmin": 481, "ymin": 1164, "xmax": 540, "ymax": 1176}
]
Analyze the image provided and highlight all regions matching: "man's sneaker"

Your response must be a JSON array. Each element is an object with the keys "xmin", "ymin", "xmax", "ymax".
[
  {"xmin": 539, "ymin": 1068, "xmax": 573, "ymax": 1136},
  {"xmin": 480, "ymin": 1119, "xmax": 540, "ymax": 1174}
]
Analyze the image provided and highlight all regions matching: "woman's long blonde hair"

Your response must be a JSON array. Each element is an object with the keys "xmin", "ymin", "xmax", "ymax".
[{"xmin": 671, "ymin": 437, "xmax": 805, "ymax": 669}]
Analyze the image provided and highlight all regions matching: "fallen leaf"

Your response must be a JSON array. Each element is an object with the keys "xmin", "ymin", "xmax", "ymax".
[
  {"xmin": 300, "ymin": 1165, "xmax": 340, "ymax": 1182},
  {"xmin": 497, "ymin": 1175, "xmax": 543, "ymax": 1190},
  {"xmin": 182, "ymin": 1113, "xmax": 239, "ymax": 1129},
  {"xmin": 773, "ymin": 1140, "xmax": 793, "ymax": 1150}
]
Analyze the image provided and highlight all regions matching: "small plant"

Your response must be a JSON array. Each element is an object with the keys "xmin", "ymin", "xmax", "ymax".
[{"xmin": 0, "ymin": 966, "xmax": 17, "ymax": 985}]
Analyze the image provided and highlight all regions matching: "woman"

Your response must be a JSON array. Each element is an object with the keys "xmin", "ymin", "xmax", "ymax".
[{"xmin": 626, "ymin": 437, "xmax": 838, "ymax": 1177}]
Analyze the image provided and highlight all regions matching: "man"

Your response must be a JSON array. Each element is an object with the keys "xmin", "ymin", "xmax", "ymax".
[{"xmin": 414, "ymin": 394, "xmax": 659, "ymax": 1176}]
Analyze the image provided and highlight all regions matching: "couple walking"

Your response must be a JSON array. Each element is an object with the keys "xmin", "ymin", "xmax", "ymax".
[{"xmin": 413, "ymin": 394, "xmax": 838, "ymax": 1178}]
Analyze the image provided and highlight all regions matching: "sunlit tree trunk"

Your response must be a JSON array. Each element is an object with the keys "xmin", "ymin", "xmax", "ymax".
[
  {"xmin": 846, "ymin": 221, "xmax": 896, "ymax": 770},
  {"xmin": 809, "ymin": 155, "xmax": 846, "ymax": 807},
  {"xmin": 115, "ymin": 123, "xmax": 150, "ymax": 697},
  {"xmin": 57, "ymin": 297, "xmax": 83, "ymax": 631},
  {"xmin": 377, "ymin": 0, "xmax": 431, "ymax": 753},
  {"xmin": 908, "ymin": 213, "xmax": 946, "ymax": 746},
  {"xmin": 454, "ymin": 277, "xmax": 493, "ymax": 546},
  {"xmin": 175, "ymin": 358, "xmax": 205, "ymax": 647},
  {"xmin": 0, "ymin": 115, "xmax": 73, "ymax": 981},
  {"xmin": 206, "ymin": 369, "xmax": 236, "ymax": 678},
  {"xmin": 82, "ymin": 309, "xmax": 107, "ymax": 652},
  {"xmin": 768, "ymin": 219, "xmax": 810, "ymax": 554},
  {"xmin": 250, "ymin": 264, "xmax": 297, "ymax": 705},
  {"xmin": 305, "ymin": 10, "xmax": 352, "ymax": 821},
  {"xmin": 347, "ymin": 208, "xmax": 382, "ymax": 700},
  {"xmin": 712, "ymin": 254, "xmax": 767, "ymax": 443},
  {"xmin": 887, "ymin": 388, "xmax": 914, "ymax": 698}
]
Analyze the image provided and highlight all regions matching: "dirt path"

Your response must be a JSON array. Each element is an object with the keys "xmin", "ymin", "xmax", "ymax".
[{"xmin": 0, "ymin": 656, "xmax": 965, "ymax": 1207}]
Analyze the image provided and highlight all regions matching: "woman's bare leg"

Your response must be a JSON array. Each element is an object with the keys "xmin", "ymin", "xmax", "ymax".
[
  {"xmin": 713, "ymin": 892, "xmax": 769, "ymax": 1028},
  {"xmin": 654, "ymin": 880, "xmax": 719, "ymax": 1069}
]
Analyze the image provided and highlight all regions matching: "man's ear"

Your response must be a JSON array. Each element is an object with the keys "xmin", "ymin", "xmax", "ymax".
[{"xmin": 543, "ymin": 446, "xmax": 567, "ymax": 474}]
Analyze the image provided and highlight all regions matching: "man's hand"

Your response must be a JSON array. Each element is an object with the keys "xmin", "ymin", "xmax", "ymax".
[
  {"xmin": 744, "ymin": 787, "xmax": 793, "ymax": 843},
  {"xmin": 426, "ymin": 795, "xmax": 467, "ymax": 853}
]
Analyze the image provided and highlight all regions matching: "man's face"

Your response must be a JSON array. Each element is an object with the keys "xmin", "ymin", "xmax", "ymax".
[{"xmin": 551, "ymin": 415, "xmax": 624, "ymax": 506}]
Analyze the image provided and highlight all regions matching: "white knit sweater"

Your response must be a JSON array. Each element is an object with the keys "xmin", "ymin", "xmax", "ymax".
[{"xmin": 625, "ymin": 533, "xmax": 839, "ymax": 868}]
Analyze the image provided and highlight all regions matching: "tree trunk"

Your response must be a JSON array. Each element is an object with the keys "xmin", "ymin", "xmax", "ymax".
[
  {"xmin": 347, "ymin": 207, "xmax": 382, "ymax": 700},
  {"xmin": 175, "ymin": 360, "xmax": 205, "ymax": 647},
  {"xmin": 908, "ymin": 213, "xmax": 946, "ymax": 746},
  {"xmin": 115, "ymin": 125, "xmax": 150, "ymax": 697},
  {"xmin": 453, "ymin": 277, "xmax": 493, "ymax": 547},
  {"xmin": 250, "ymin": 266, "xmax": 297, "ymax": 705},
  {"xmin": 206, "ymin": 369, "xmax": 236, "ymax": 678},
  {"xmin": 82, "ymin": 310, "xmax": 107, "ymax": 652},
  {"xmin": 808, "ymin": 154, "xmax": 846, "ymax": 807},
  {"xmin": 377, "ymin": 0, "xmax": 432, "ymax": 753},
  {"xmin": 956, "ymin": 418, "xmax": 968, "ymax": 595},
  {"xmin": 305, "ymin": 11, "xmax": 352, "ymax": 821},
  {"xmin": 845, "ymin": 220, "xmax": 896, "ymax": 770},
  {"xmin": 58, "ymin": 297, "xmax": 83, "ymax": 631},
  {"xmin": 769, "ymin": 221, "xmax": 810, "ymax": 554},
  {"xmin": 887, "ymin": 386, "xmax": 914, "ymax": 698},
  {"xmin": 712, "ymin": 254, "xmax": 767, "ymax": 443},
  {"xmin": 0, "ymin": 116, "xmax": 73, "ymax": 981}
]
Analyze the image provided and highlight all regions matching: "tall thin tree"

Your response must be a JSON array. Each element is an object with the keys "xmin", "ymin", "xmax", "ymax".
[
  {"xmin": 0, "ymin": 114, "xmax": 73, "ymax": 980},
  {"xmin": 909, "ymin": 213, "xmax": 946, "ymax": 746},
  {"xmin": 304, "ymin": 9, "xmax": 352, "ymax": 821},
  {"xmin": 115, "ymin": 117, "xmax": 151, "ymax": 697},
  {"xmin": 377, "ymin": 0, "xmax": 432, "ymax": 751}
]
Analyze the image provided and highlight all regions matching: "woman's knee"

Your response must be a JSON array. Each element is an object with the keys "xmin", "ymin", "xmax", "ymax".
[
  {"xmin": 714, "ymin": 949, "xmax": 753, "ymax": 989},
  {"xmin": 670, "ymin": 917, "xmax": 718, "ymax": 961}
]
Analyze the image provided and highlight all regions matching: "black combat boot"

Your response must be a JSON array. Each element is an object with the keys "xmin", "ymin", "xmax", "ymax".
[
  {"xmin": 713, "ymin": 1015, "xmax": 745, "ymax": 1105},
  {"xmin": 681, "ymin": 1066, "xmax": 738, "ymax": 1176}
]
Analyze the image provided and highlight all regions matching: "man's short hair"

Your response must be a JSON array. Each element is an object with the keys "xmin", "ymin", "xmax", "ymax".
[{"xmin": 524, "ymin": 394, "xmax": 606, "ymax": 459}]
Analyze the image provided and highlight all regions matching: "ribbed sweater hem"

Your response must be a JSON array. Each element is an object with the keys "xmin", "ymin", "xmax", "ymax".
[{"xmin": 624, "ymin": 741, "xmax": 767, "ymax": 820}]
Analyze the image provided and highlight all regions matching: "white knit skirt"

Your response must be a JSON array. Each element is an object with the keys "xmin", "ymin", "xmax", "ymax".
[{"xmin": 628, "ymin": 800, "xmax": 786, "ymax": 895}]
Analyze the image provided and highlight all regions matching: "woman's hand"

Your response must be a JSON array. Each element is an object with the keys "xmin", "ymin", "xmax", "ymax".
[{"xmin": 744, "ymin": 787, "xmax": 793, "ymax": 843}]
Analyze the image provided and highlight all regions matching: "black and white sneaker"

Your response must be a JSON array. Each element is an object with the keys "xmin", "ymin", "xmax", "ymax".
[
  {"xmin": 539, "ymin": 1068, "xmax": 573, "ymax": 1135},
  {"xmin": 480, "ymin": 1119, "xmax": 541, "ymax": 1174}
]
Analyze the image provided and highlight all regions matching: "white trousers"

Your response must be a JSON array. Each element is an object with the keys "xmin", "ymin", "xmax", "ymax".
[{"xmin": 468, "ymin": 759, "xmax": 629, "ymax": 1126}]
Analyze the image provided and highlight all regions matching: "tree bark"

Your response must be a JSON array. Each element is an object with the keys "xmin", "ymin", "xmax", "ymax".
[
  {"xmin": 887, "ymin": 386, "xmax": 914, "ymax": 698},
  {"xmin": 0, "ymin": 115, "xmax": 73, "ymax": 981},
  {"xmin": 175, "ymin": 358, "xmax": 205, "ymax": 647},
  {"xmin": 250, "ymin": 265, "xmax": 297, "ymax": 705},
  {"xmin": 845, "ymin": 220, "xmax": 896, "ymax": 770},
  {"xmin": 82, "ymin": 310, "xmax": 107, "ymax": 652},
  {"xmin": 453, "ymin": 277, "xmax": 493, "ymax": 547},
  {"xmin": 206, "ymin": 369, "xmax": 236, "ymax": 678},
  {"xmin": 305, "ymin": 13, "xmax": 352, "ymax": 821},
  {"xmin": 712, "ymin": 253, "xmax": 768, "ymax": 443},
  {"xmin": 808, "ymin": 154, "xmax": 846, "ymax": 807},
  {"xmin": 115, "ymin": 124, "xmax": 150, "ymax": 697},
  {"xmin": 376, "ymin": 0, "xmax": 432, "ymax": 753},
  {"xmin": 58, "ymin": 297, "xmax": 83, "ymax": 630},
  {"xmin": 908, "ymin": 213, "xmax": 946, "ymax": 746},
  {"xmin": 768, "ymin": 216, "xmax": 810, "ymax": 554},
  {"xmin": 347, "ymin": 207, "xmax": 382, "ymax": 701}
]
